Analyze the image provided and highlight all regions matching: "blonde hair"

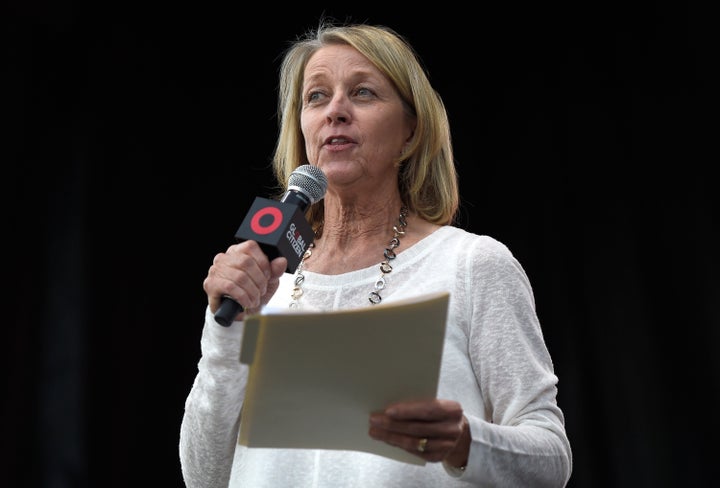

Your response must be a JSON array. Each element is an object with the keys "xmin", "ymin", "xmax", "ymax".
[{"xmin": 273, "ymin": 21, "xmax": 459, "ymax": 228}]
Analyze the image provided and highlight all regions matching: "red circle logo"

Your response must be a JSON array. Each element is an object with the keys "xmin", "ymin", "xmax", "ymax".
[{"xmin": 250, "ymin": 206, "xmax": 283, "ymax": 235}]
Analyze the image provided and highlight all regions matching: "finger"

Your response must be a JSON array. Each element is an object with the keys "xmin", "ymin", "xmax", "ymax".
[
  {"xmin": 369, "ymin": 400, "xmax": 469, "ymax": 464},
  {"xmin": 369, "ymin": 400, "xmax": 465, "ymax": 443},
  {"xmin": 269, "ymin": 256, "xmax": 288, "ymax": 279},
  {"xmin": 204, "ymin": 242, "xmax": 272, "ymax": 311},
  {"xmin": 260, "ymin": 256, "xmax": 288, "ymax": 301},
  {"xmin": 367, "ymin": 429, "xmax": 456, "ymax": 463},
  {"xmin": 385, "ymin": 399, "xmax": 463, "ymax": 422},
  {"xmin": 369, "ymin": 414, "xmax": 462, "ymax": 441}
]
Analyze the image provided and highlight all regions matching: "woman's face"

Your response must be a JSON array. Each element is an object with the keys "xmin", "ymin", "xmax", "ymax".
[{"xmin": 300, "ymin": 44, "xmax": 415, "ymax": 193}]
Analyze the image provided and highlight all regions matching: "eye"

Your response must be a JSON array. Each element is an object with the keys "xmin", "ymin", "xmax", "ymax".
[
  {"xmin": 305, "ymin": 90, "xmax": 326, "ymax": 105},
  {"xmin": 355, "ymin": 86, "xmax": 374, "ymax": 97}
]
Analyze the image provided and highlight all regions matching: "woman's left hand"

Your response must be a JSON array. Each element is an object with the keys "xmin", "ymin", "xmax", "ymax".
[{"xmin": 368, "ymin": 398, "xmax": 470, "ymax": 468}]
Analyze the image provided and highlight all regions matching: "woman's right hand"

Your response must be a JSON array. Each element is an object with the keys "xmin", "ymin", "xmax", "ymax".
[{"xmin": 203, "ymin": 240, "xmax": 288, "ymax": 320}]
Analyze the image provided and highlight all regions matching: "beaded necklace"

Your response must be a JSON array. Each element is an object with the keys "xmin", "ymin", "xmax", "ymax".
[{"xmin": 289, "ymin": 206, "xmax": 409, "ymax": 309}]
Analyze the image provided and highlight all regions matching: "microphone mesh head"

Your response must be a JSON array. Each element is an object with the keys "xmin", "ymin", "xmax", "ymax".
[{"xmin": 288, "ymin": 165, "xmax": 328, "ymax": 204}]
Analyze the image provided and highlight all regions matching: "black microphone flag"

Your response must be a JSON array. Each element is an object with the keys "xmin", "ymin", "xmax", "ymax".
[
  {"xmin": 214, "ymin": 165, "xmax": 327, "ymax": 326},
  {"xmin": 234, "ymin": 196, "xmax": 313, "ymax": 273}
]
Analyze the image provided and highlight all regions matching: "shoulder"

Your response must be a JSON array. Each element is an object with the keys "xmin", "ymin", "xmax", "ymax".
[
  {"xmin": 436, "ymin": 226, "xmax": 514, "ymax": 260},
  {"xmin": 438, "ymin": 226, "xmax": 529, "ymax": 283}
]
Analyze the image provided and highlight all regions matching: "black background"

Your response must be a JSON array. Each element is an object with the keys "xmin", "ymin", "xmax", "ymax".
[{"xmin": 5, "ymin": 2, "xmax": 717, "ymax": 487}]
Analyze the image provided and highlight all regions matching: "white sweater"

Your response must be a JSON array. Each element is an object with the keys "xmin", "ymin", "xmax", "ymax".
[{"xmin": 180, "ymin": 226, "xmax": 572, "ymax": 487}]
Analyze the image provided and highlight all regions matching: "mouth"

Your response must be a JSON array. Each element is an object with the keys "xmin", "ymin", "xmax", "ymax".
[{"xmin": 324, "ymin": 136, "xmax": 353, "ymax": 145}]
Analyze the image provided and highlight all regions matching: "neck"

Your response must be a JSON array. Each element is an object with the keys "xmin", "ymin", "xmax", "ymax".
[
  {"xmin": 289, "ymin": 205, "xmax": 409, "ymax": 308},
  {"xmin": 304, "ymin": 204, "xmax": 408, "ymax": 275},
  {"xmin": 323, "ymin": 198, "xmax": 403, "ymax": 234}
]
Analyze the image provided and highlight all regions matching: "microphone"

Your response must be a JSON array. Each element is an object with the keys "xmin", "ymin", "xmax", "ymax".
[{"xmin": 214, "ymin": 164, "xmax": 328, "ymax": 326}]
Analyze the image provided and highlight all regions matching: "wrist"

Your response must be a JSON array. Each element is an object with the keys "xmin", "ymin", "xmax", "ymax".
[
  {"xmin": 443, "ymin": 416, "xmax": 470, "ymax": 470},
  {"xmin": 442, "ymin": 459, "xmax": 467, "ymax": 477}
]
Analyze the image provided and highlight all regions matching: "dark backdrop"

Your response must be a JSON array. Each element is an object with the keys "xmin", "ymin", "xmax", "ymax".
[{"xmin": 5, "ymin": 2, "xmax": 717, "ymax": 487}]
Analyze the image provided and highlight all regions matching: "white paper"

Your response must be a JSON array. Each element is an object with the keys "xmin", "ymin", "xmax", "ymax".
[{"xmin": 238, "ymin": 291, "xmax": 450, "ymax": 465}]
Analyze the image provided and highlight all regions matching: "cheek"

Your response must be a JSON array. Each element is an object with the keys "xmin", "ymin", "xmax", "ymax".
[
  {"xmin": 305, "ymin": 144, "xmax": 317, "ymax": 164},
  {"xmin": 300, "ymin": 114, "xmax": 309, "ymax": 140},
  {"xmin": 372, "ymin": 120, "xmax": 408, "ymax": 155},
  {"xmin": 300, "ymin": 116, "xmax": 316, "ymax": 161},
  {"xmin": 376, "ymin": 106, "xmax": 410, "ymax": 138}
]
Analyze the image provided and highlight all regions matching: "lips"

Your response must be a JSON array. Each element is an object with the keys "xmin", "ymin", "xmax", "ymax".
[{"xmin": 324, "ymin": 135, "xmax": 354, "ymax": 145}]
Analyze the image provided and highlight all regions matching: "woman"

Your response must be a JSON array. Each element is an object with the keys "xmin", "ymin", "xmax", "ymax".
[{"xmin": 180, "ymin": 21, "xmax": 572, "ymax": 487}]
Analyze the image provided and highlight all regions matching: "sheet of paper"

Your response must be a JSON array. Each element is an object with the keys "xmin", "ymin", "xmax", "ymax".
[{"xmin": 238, "ymin": 291, "xmax": 450, "ymax": 465}]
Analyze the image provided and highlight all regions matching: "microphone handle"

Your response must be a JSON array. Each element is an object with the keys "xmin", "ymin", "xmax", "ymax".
[{"xmin": 214, "ymin": 296, "xmax": 243, "ymax": 327}]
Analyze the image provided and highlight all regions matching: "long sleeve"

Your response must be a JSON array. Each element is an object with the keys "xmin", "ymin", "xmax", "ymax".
[
  {"xmin": 178, "ymin": 227, "xmax": 572, "ymax": 487},
  {"xmin": 455, "ymin": 235, "xmax": 573, "ymax": 486},
  {"xmin": 179, "ymin": 307, "xmax": 248, "ymax": 488}
]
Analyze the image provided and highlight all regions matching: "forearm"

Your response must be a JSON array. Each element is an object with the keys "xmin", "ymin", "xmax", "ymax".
[
  {"xmin": 179, "ymin": 308, "xmax": 248, "ymax": 488},
  {"xmin": 458, "ymin": 413, "xmax": 572, "ymax": 487}
]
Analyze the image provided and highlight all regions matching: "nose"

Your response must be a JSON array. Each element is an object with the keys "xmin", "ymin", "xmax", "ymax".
[{"xmin": 326, "ymin": 94, "xmax": 350, "ymax": 124}]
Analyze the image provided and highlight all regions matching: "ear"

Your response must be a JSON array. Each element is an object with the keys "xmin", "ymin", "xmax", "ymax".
[
  {"xmin": 406, "ymin": 117, "xmax": 416, "ymax": 142},
  {"xmin": 400, "ymin": 117, "xmax": 416, "ymax": 159},
  {"xmin": 403, "ymin": 127, "xmax": 415, "ymax": 150}
]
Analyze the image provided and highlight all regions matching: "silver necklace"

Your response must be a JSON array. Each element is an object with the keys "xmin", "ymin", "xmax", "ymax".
[{"xmin": 289, "ymin": 205, "xmax": 409, "ymax": 309}]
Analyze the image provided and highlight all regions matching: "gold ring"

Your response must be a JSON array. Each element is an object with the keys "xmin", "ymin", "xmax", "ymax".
[{"xmin": 417, "ymin": 437, "xmax": 428, "ymax": 453}]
